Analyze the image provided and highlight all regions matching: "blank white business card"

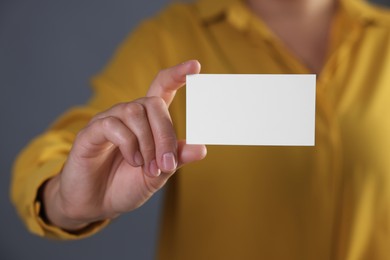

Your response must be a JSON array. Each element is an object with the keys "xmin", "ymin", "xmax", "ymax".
[{"xmin": 186, "ymin": 74, "xmax": 316, "ymax": 146}]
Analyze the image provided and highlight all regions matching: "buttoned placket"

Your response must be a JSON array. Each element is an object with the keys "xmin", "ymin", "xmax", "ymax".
[{"xmin": 224, "ymin": 2, "xmax": 371, "ymax": 258}]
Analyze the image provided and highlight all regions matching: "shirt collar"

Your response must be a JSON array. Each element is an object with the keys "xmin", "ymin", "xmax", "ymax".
[
  {"xmin": 195, "ymin": 0, "xmax": 254, "ymax": 33},
  {"xmin": 196, "ymin": 0, "xmax": 238, "ymax": 21},
  {"xmin": 195, "ymin": 0, "xmax": 387, "ymax": 26},
  {"xmin": 342, "ymin": 0, "xmax": 390, "ymax": 26}
]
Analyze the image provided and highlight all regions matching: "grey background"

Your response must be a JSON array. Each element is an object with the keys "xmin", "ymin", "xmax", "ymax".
[{"xmin": 0, "ymin": 0, "xmax": 389, "ymax": 259}]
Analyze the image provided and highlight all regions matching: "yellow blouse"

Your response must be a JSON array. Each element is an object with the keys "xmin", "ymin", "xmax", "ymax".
[{"xmin": 11, "ymin": 0, "xmax": 390, "ymax": 259}]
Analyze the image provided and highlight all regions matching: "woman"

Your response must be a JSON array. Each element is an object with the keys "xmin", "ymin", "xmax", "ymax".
[{"xmin": 11, "ymin": 0, "xmax": 390, "ymax": 259}]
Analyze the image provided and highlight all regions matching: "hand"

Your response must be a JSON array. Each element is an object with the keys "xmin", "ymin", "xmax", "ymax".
[{"xmin": 42, "ymin": 60, "xmax": 207, "ymax": 231}]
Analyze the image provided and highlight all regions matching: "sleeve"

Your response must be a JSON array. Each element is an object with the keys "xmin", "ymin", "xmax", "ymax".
[{"xmin": 10, "ymin": 18, "xmax": 170, "ymax": 240}]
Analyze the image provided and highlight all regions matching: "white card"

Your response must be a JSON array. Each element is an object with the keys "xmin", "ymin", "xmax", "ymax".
[{"xmin": 186, "ymin": 74, "xmax": 316, "ymax": 146}]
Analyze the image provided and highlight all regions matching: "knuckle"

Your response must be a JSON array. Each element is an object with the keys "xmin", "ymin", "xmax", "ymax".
[
  {"xmin": 143, "ymin": 143, "xmax": 156, "ymax": 153},
  {"xmin": 140, "ymin": 143, "xmax": 156, "ymax": 157},
  {"xmin": 146, "ymin": 96, "xmax": 165, "ymax": 107},
  {"xmin": 156, "ymin": 69, "xmax": 167, "ymax": 80},
  {"xmin": 75, "ymin": 128, "xmax": 86, "ymax": 141},
  {"xmin": 122, "ymin": 134, "xmax": 136, "ymax": 148},
  {"xmin": 157, "ymin": 133, "xmax": 176, "ymax": 145},
  {"xmin": 122, "ymin": 102, "xmax": 146, "ymax": 119},
  {"xmin": 100, "ymin": 116, "xmax": 118, "ymax": 130},
  {"xmin": 76, "ymin": 121, "xmax": 98, "ymax": 140}
]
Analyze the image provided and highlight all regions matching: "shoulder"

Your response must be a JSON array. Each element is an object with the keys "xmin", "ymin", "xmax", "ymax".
[
  {"xmin": 137, "ymin": 2, "xmax": 203, "ymax": 37},
  {"xmin": 128, "ymin": 2, "xmax": 209, "ymax": 66},
  {"xmin": 109, "ymin": 3, "xmax": 203, "ymax": 61},
  {"xmin": 365, "ymin": 3, "xmax": 390, "ymax": 28},
  {"xmin": 347, "ymin": 0, "xmax": 390, "ymax": 29},
  {"xmin": 154, "ymin": 2, "xmax": 201, "ymax": 26}
]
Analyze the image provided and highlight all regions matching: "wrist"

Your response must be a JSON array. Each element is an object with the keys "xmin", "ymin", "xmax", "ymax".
[{"xmin": 42, "ymin": 175, "xmax": 90, "ymax": 231}]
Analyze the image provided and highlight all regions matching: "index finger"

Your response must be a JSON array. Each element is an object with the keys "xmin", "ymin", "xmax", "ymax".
[{"xmin": 147, "ymin": 60, "xmax": 201, "ymax": 106}]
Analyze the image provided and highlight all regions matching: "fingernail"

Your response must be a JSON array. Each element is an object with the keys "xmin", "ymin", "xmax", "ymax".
[
  {"xmin": 149, "ymin": 159, "xmax": 161, "ymax": 177},
  {"xmin": 163, "ymin": 152, "xmax": 176, "ymax": 172},
  {"xmin": 134, "ymin": 151, "xmax": 144, "ymax": 166}
]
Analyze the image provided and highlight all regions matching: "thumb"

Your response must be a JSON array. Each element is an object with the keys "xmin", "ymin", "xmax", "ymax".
[{"xmin": 177, "ymin": 140, "xmax": 207, "ymax": 168}]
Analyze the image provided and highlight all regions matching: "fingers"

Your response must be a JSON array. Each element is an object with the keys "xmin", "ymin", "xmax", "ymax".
[
  {"xmin": 85, "ymin": 97, "xmax": 178, "ymax": 177},
  {"xmin": 118, "ymin": 102, "xmax": 158, "ymax": 176},
  {"xmin": 78, "ymin": 60, "xmax": 203, "ymax": 179},
  {"xmin": 177, "ymin": 140, "xmax": 207, "ymax": 168},
  {"xmin": 76, "ymin": 116, "xmax": 141, "ymax": 167},
  {"xmin": 144, "ymin": 97, "xmax": 178, "ymax": 174},
  {"xmin": 147, "ymin": 60, "xmax": 201, "ymax": 106}
]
